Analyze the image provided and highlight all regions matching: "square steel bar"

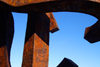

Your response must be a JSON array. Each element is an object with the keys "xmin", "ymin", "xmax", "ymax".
[{"xmin": 22, "ymin": 13, "xmax": 50, "ymax": 67}]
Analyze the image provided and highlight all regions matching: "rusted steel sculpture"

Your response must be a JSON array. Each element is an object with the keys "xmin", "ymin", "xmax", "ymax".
[
  {"xmin": 0, "ymin": 0, "xmax": 100, "ymax": 67},
  {"xmin": 57, "ymin": 58, "xmax": 78, "ymax": 67}
]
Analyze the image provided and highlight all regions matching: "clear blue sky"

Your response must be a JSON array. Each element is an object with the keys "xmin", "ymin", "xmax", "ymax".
[{"xmin": 10, "ymin": 12, "xmax": 100, "ymax": 67}]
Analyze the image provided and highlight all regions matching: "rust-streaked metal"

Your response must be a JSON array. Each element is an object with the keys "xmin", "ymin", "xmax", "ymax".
[
  {"xmin": 22, "ymin": 33, "xmax": 49, "ymax": 67},
  {"xmin": 0, "ymin": 0, "xmax": 56, "ymax": 6},
  {"xmin": 33, "ymin": 33, "xmax": 49, "ymax": 67},
  {"xmin": 22, "ymin": 13, "xmax": 49, "ymax": 67}
]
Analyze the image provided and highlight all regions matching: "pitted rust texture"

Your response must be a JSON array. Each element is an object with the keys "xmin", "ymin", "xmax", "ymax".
[
  {"xmin": 22, "ymin": 34, "xmax": 49, "ymax": 67},
  {"xmin": 0, "ymin": 0, "xmax": 55, "ymax": 6},
  {"xmin": 33, "ymin": 33, "xmax": 49, "ymax": 67},
  {"xmin": 22, "ymin": 13, "xmax": 49, "ymax": 67},
  {"xmin": 0, "ymin": 11, "xmax": 14, "ymax": 67},
  {"xmin": 22, "ymin": 34, "xmax": 34, "ymax": 67}
]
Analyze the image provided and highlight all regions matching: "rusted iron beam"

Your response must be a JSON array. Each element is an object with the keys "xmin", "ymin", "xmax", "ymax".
[
  {"xmin": 46, "ymin": 13, "xmax": 59, "ymax": 33},
  {"xmin": 22, "ymin": 13, "xmax": 50, "ymax": 67},
  {"xmin": 0, "ymin": 11, "xmax": 14, "ymax": 67},
  {"xmin": 84, "ymin": 21, "xmax": 100, "ymax": 43},
  {"xmin": 57, "ymin": 58, "xmax": 78, "ymax": 67}
]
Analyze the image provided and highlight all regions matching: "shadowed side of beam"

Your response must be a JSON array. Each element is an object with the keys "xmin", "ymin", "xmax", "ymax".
[
  {"xmin": 22, "ymin": 13, "xmax": 50, "ymax": 67},
  {"xmin": 84, "ymin": 20, "xmax": 100, "ymax": 43},
  {"xmin": 0, "ymin": 11, "xmax": 14, "ymax": 67}
]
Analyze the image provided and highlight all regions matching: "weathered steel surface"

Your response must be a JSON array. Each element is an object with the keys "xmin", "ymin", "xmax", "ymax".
[
  {"xmin": 57, "ymin": 58, "xmax": 78, "ymax": 67},
  {"xmin": 0, "ymin": 0, "xmax": 55, "ymax": 6},
  {"xmin": 1, "ymin": 0, "xmax": 100, "ymax": 7},
  {"xmin": 0, "ymin": 0, "xmax": 100, "ymax": 20},
  {"xmin": 46, "ymin": 13, "xmax": 59, "ymax": 33},
  {"xmin": 84, "ymin": 21, "xmax": 100, "ymax": 43},
  {"xmin": 33, "ymin": 33, "xmax": 49, "ymax": 67},
  {"xmin": 0, "ymin": 11, "xmax": 14, "ymax": 67},
  {"xmin": 22, "ymin": 13, "xmax": 49, "ymax": 67}
]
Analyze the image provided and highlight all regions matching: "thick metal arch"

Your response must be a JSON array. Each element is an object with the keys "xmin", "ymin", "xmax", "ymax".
[{"xmin": 0, "ymin": 0, "xmax": 100, "ymax": 20}]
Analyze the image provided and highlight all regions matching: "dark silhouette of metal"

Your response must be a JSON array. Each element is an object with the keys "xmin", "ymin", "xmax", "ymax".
[
  {"xmin": 57, "ymin": 58, "xmax": 78, "ymax": 67},
  {"xmin": 84, "ymin": 21, "xmax": 100, "ymax": 43},
  {"xmin": 0, "ymin": 0, "xmax": 100, "ymax": 67},
  {"xmin": 0, "ymin": 11, "xmax": 14, "ymax": 67}
]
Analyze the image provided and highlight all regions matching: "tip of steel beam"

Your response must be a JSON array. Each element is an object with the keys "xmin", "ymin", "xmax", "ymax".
[
  {"xmin": 50, "ymin": 27, "xmax": 59, "ymax": 33},
  {"xmin": 57, "ymin": 58, "xmax": 78, "ymax": 67},
  {"xmin": 46, "ymin": 13, "xmax": 59, "ymax": 33},
  {"xmin": 84, "ymin": 20, "xmax": 100, "ymax": 43}
]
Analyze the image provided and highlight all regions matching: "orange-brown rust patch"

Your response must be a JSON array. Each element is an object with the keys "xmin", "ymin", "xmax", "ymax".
[
  {"xmin": 33, "ymin": 33, "xmax": 49, "ymax": 67},
  {"xmin": 1, "ymin": 0, "xmax": 100, "ymax": 7},
  {"xmin": 22, "ymin": 33, "xmax": 49, "ymax": 67},
  {"xmin": 0, "ymin": 0, "xmax": 56, "ymax": 6},
  {"xmin": 0, "ymin": 46, "xmax": 10, "ymax": 67}
]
